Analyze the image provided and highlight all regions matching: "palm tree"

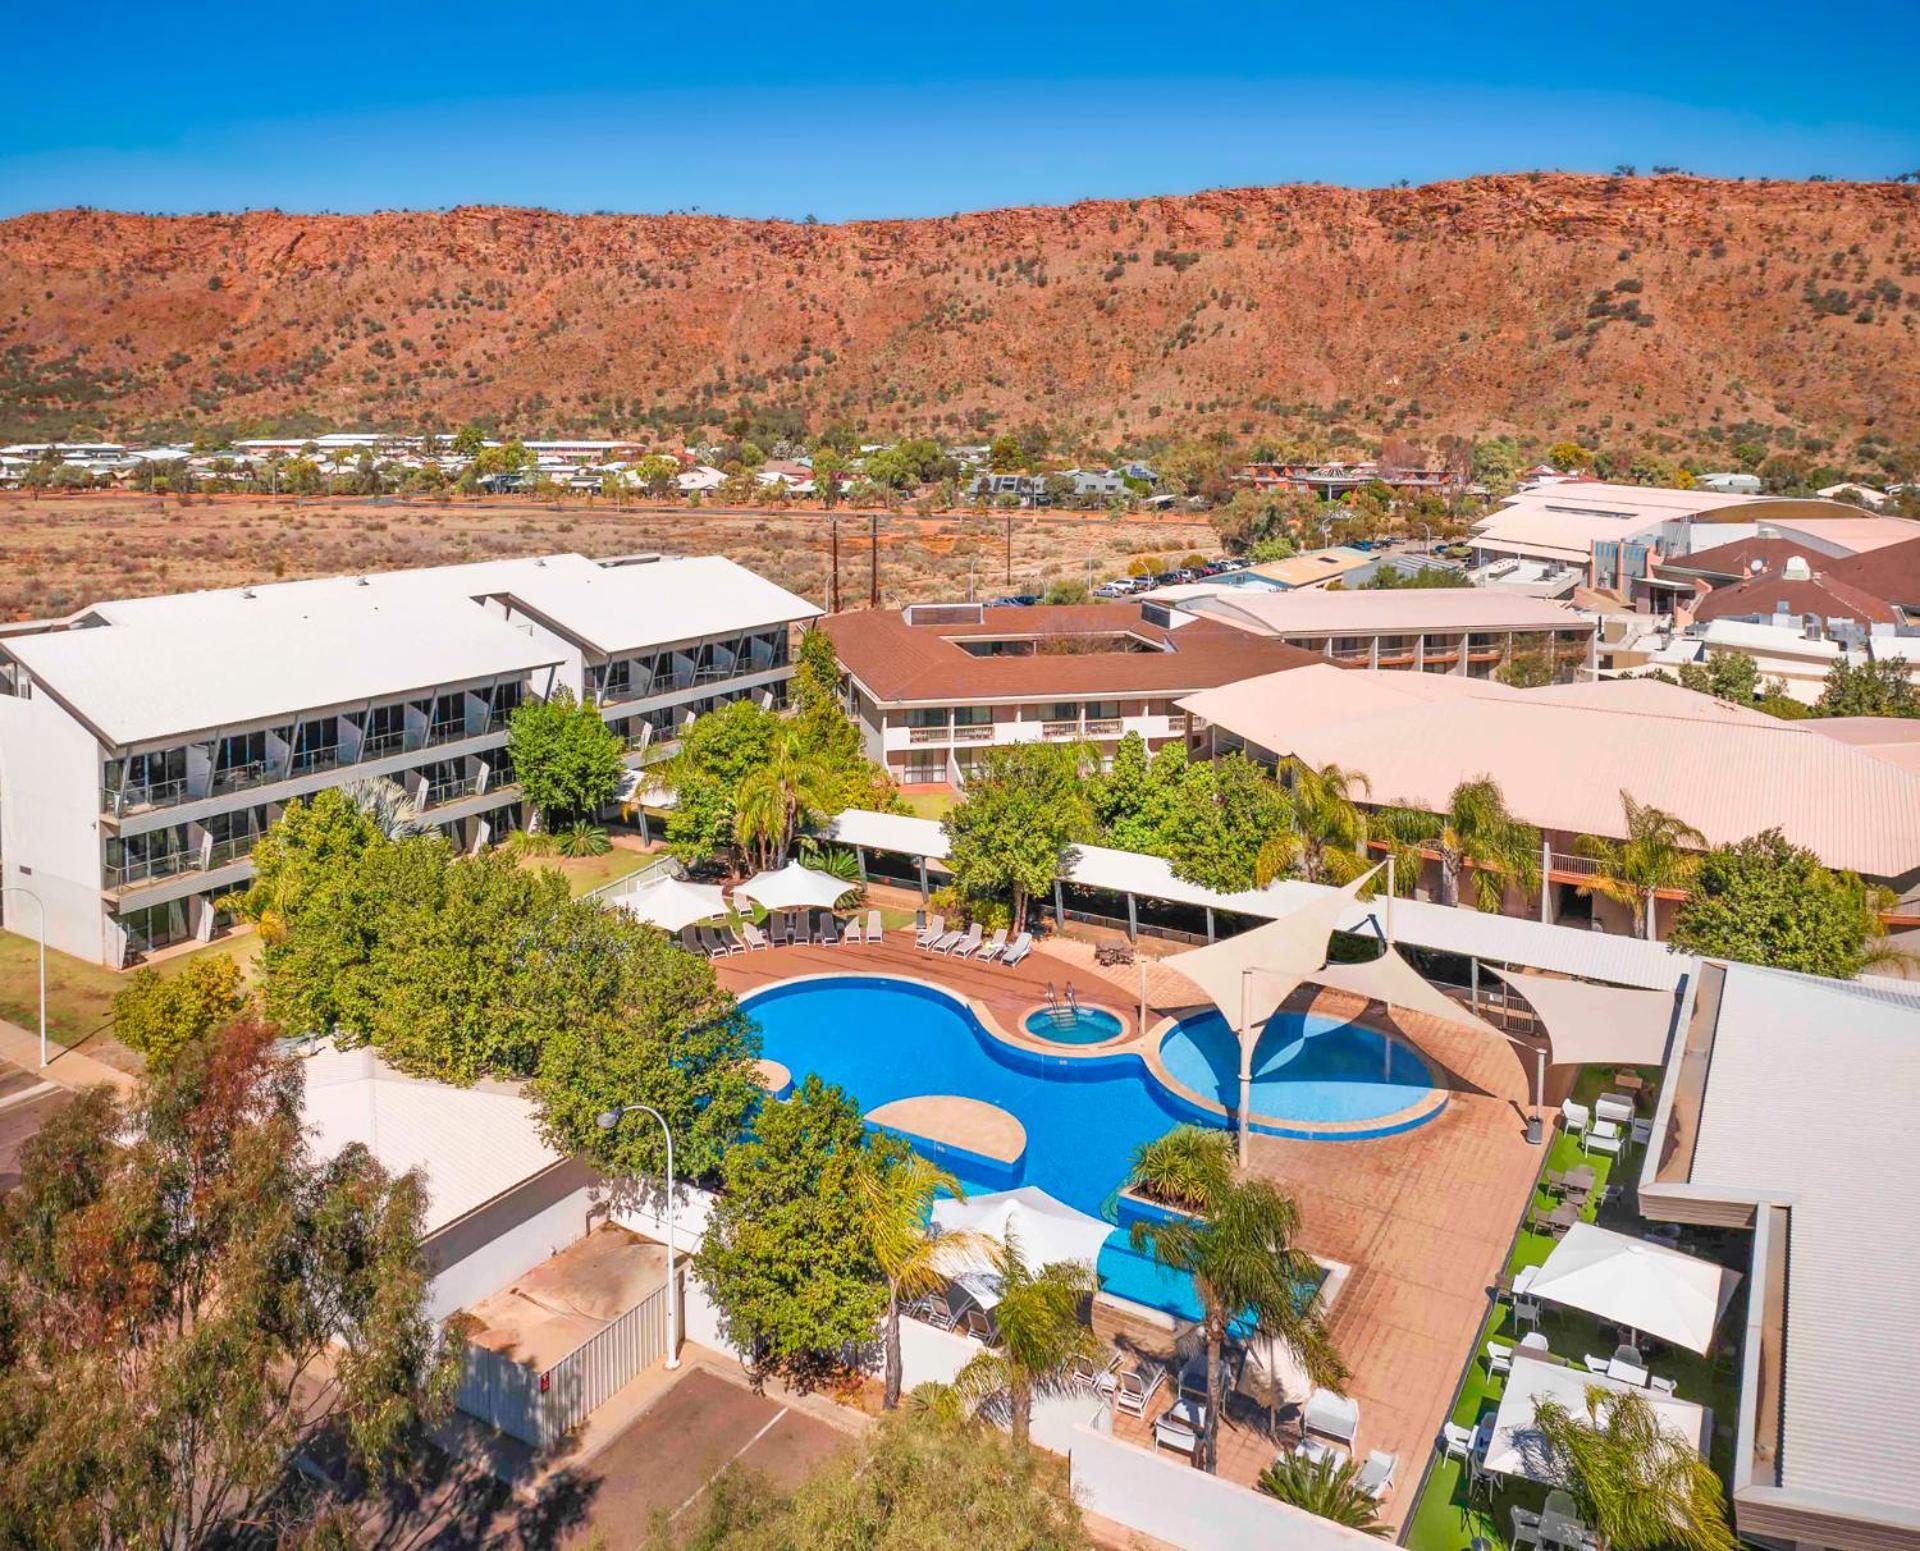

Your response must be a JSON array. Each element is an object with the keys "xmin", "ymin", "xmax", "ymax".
[
  {"xmin": 1374, "ymin": 775, "xmax": 1541, "ymax": 911},
  {"xmin": 1127, "ymin": 1127, "xmax": 1345, "ymax": 1474},
  {"xmin": 928, "ymin": 1232, "xmax": 1098, "ymax": 1449},
  {"xmin": 344, "ymin": 777, "xmax": 423, "ymax": 839},
  {"xmin": 731, "ymin": 728, "xmax": 834, "ymax": 872},
  {"xmin": 1852, "ymin": 878, "xmax": 1920, "ymax": 976},
  {"xmin": 1255, "ymin": 1453, "xmax": 1387, "ymax": 1537},
  {"xmin": 854, "ymin": 1153, "xmax": 984, "ymax": 1410},
  {"xmin": 1257, "ymin": 759, "xmax": 1372, "ymax": 887},
  {"xmin": 1574, "ymin": 792, "xmax": 1705, "ymax": 939},
  {"xmin": 1532, "ymin": 1386, "xmax": 1736, "ymax": 1551}
]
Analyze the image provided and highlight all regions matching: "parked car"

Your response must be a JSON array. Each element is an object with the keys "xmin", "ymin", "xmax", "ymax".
[{"xmin": 1092, "ymin": 581, "xmax": 1131, "ymax": 599}]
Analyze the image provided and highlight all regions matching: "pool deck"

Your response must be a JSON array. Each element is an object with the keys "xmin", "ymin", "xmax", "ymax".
[{"xmin": 712, "ymin": 929, "xmax": 1553, "ymax": 1529}]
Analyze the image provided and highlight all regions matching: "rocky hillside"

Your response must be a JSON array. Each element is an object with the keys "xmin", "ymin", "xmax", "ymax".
[{"xmin": 3, "ymin": 176, "xmax": 1917, "ymax": 454}]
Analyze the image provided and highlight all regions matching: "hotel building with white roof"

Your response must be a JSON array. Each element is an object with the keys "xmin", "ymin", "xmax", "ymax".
[{"xmin": 0, "ymin": 553, "xmax": 818, "ymax": 966}]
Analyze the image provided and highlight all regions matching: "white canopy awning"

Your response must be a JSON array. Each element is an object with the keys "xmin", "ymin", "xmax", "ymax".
[
  {"xmin": 1485, "ymin": 1354, "xmax": 1709, "ymax": 1482},
  {"xmin": 732, "ymin": 859, "xmax": 856, "ymax": 912},
  {"xmin": 616, "ymin": 875, "xmax": 729, "ymax": 931},
  {"xmin": 1486, "ymin": 968, "xmax": 1678, "ymax": 1069},
  {"xmin": 1312, "ymin": 947, "xmax": 1506, "ymax": 1041},
  {"xmin": 930, "ymin": 1186, "xmax": 1113, "ymax": 1271},
  {"xmin": 1528, "ymin": 1222, "xmax": 1742, "ymax": 1355}
]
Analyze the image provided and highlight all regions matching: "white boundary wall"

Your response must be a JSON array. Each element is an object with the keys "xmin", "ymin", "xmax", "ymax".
[{"xmin": 1069, "ymin": 1424, "xmax": 1384, "ymax": 1551}]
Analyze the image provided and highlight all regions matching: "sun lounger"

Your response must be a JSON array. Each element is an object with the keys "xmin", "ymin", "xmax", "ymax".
[
  {"xmin": 915, "ymin": 914, "xmax": 946, "ymax": 949},
  {"xmin": 921, "ymin": 1292, "xmax": 959, "ymax": 1331},
  {"xmin": 1112, "ymin": 1364, "xmax": 1164, "ymax": 1417},
  {"xmin": 767, "ymin": 913, "xmax": 789, "ymax": 948},
  {"xmin": 946, "ymin": 922, "xmax": 983, "ymax": 957},
  {"xmin": 696, "ymin": 926, "xmax": 728, "ymax": 958},
  {"xmin": 931, "ymin": 926, "xmax": 964, "ymax": 952},
  {"xmin": 819, "ymin": 913, "xmax": 841, "ymax": 947},
  {"xmin": 740, "ymin": 920, "xmax": 769, "ymax": 950},
  {"xmin": 718, "ymin": 926, "xmax": 746, "ymax": 954},
  {"xmin": 864, "ymin": 909, "xmax": 882, "ymax": 944},
  {"xmin": 679, "ymin": 926, "xmax": 701, "ymax": 955},
  {"xmin": 1000, "ymin": 931, "xmax": 1033, "ymax": 968},
  {"xmin": 975, "ymin": 926, "xmax": 1009, "ymax": 962}
]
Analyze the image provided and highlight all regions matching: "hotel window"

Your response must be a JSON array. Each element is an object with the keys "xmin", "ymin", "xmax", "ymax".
[
  {"xmin": 903, "ymin": 756, "xmax": 946, "ymax": 783},
  {"xmin": 1042, "ymin": 703, "xmax": 1080, "ymax": 723},
  {"xmin": 906, "ymin": 707, "xmax": 951, "ymax": 729},
  {"xmin": 952, "ymin": 705, "xmax": 992, "ymax": 727}
]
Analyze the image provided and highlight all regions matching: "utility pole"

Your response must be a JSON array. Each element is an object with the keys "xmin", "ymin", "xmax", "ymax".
[
  {"xmin": 968, "ymin": 557, "xmax": 976, "ymax": 602},
  {"xmin": 1005, "ymin": 508, "xmax": 1014, "ymax": 586},
  {"xmin": 830, "ymin": 517, "xmax": 841, "ymax": 614},
  {"xmin": 869, "ymin": 510, "xmax": 879, "ymax": 608}
]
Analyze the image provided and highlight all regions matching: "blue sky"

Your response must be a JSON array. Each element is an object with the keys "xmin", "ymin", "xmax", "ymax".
[{"xmin": 4, "ymin": 0, "xmax": 1916, "ymax": 220}]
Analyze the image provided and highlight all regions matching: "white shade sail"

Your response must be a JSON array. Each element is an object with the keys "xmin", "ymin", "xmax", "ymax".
[
  {"xmin": 1486, "ymin": 967, "xmax": 1678, "ymax": 1069},
  {"xmin": 616, "ymin": 875, "xmax": 729, "ymax": 931},
  {"xmin": 1164, "ymin": 865, "xmax": 1382, "ymax": 1036},
  {"xmin": 930, "ymin": 1186, "xmax": 1114, "ymax": 1271},
  {"xmin": 1313, "ymin": 947, "xmax": 1506, "ymax": 1041},
  {"xmin": 1528, "ymin": 1222, "xmax": 1742, "ymax": 1355},
  {"xmin": 1485, "ymin": 1354, "xmax": 1709, "ymax": 1482},
  {"xmin": 732, "ymin": 859, "xmax": 856, "ymax": 912}
]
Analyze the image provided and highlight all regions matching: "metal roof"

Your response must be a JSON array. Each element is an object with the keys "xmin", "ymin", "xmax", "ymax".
[
  {"xmin": 818, "ymin": 810, "xmax": 1690, "ymax": 990},
  {"xmin": 1683, "ymin": 964, "xmax": 1920, "ymax": 1516}
]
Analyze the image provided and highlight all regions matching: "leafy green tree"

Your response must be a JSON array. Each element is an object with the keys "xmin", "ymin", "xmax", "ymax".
[
  {"xmin": 226, "ymin": 786, "xmax": 383, "ymax": 945},
  {"xmin": 1816, "ymin": 656, "xmax": 1918, "ymax": 718},
  {"xmin": 1091, "ymin": 732, "xmax": 1188, "ymax": 854},
  {"xmin": 506, "ymin": 688, "xmax": 624, "ymax": 830},
  {"xmin": 1677, "ymin": 650, "xmax": 1760, "ymax": 705},
  {"xmin": 855, "ymin": 1153, "xmax": 983, "ymax": 1410},
  {"xmin": 1127, "ymin": 1128, "xmax": 1344, "ymax": 1474},
  {"xmin": 451, "ymin": 423, "xmax": 486, "ymax": 457},
  {"xmin": 811, "ymin": 446, "xmax": 848, "ymax": 507},
  {"xmin": 988, "ymin": 433, "xmax": 1026, "ymax": 473},
  {"xmin": 925, "ymin": 1235, "xmax": 1099, "ymax": 1449},
  {"xmin": 733, "ymin": 727, "xmax": 839, "ymax": 872},
  {"xmin": 1375, "ymin": 776, "xmax": 1541, "ymax": 911},
  {"xmin": 664, "ymin": 699, "xmax": 781, "ymax": 865},
  {"xmin": 633, "ymin": 453, "xmax": 681, "ymax": 498},
  {"xmin": 1574, "ymin": 793, "xmax": 1706, "ymax": 938},
  {"xmin": 695, "ymin": 1076, "xmax": 889, "ymax": 1389},
  {"xmin": 0, "ymin": 1023, "xmax": 459, "ymax": 1548},
  {"xmin": 1532, "ymin": 1386, "xmax": 1737, "ymax": 1551},
  {"xmin": 1255, "ymin": 1454, "xmax": 1387, "ymax": 1536},
  {"xmin": 528, "ymin": 903, "xmax": 763, "ymax": 1180},
  {"xmin": 665, "ymin": 1407, "xmax": 1091, "ymax": 1550},
  {"xmin": 1671, "ymin": 828, "xmax": 1868, "ymax": 978},
  {"xmin": 1359, "ymin": 564, "xmax": 1471, "ymax": 590},
  {"xmin": 942, "ymin": 743, "xmax": 1096, "ymax": 932},
  {"xmin": 1162, "ymin": 753, "xmax": 1291, "ymax": 893},
  {"xmin": 1548, "ymin": 441, "xmax": 1597, "ymax": 472},
  {"xmin": 109, "ymin": 956, "xmax": 247, "ymax": 1071}
]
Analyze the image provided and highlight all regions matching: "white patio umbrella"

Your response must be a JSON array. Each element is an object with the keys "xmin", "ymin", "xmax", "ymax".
[
  {"xmin": 930, "ymin": 1186, "xmax": 1114, "ymax": 1273},
  {"xmin": 1484, "ymin": 1354, "xmax": 1708, "ymax": 1483},
  {"xmin": 732, "ymin": 858, "xmax": 856, "ymax": 912},
  {"xmin": 617, "ymin": 875, "xmax": 729, "ymax": 931},
  {"xmin": 1527, "ymin": 1222, "xmax": 1742, "ymax": 1355}
]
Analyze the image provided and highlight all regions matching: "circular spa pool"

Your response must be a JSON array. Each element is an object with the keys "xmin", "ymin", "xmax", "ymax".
[
  {"xmin": 1158, "ymin": 1009, "xmax": 1441, "ymax": 1134},
  {"xmin": 1022, "ymin": 1005, "xmax": 1125, "ymax": 1045}
]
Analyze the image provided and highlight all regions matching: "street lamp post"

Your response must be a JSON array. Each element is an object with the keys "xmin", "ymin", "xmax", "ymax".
[
  {"xmin": 1, "ymin": 886, "xmax": 47, "ymax": 1068},
  {"xmin": 596, "ymin": 1103, "xmax": 682, "ymax": 1369}
]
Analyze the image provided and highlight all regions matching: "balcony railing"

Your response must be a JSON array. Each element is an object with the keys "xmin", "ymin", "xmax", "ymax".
[
  {"xmin": 908, "ymin": 726, "xmax": 950, "ymax": 744},
  {"xmin": 1041, "ymin": 720, "xmax": 1081, "ymax": 739},
  {"xmin": 102, "ymin": 776, "xmax": 191, "ymax": 816},
  {"xmin": 211, "ymin": 759, "xmax": 274, "ymax": 795},
  {"xmin": 420, "ymin": 720, "xmax": 473, "ymax": 748},
  {"xmin": 105, "ymin": 850, "xmax": 198, "ymax": 889},
  {"xmin": 205, "ymin": 834, "xmax": 260, "ymax": 869},
  {"xmin": 952, "ymin": 723, "xmax": 995, "ymax": 743},
  {"xmin": 289, "ymin": 746, "xmax": 343, "ymax": 777},
  {"xmin": 1083, "ymin": 717, "xmax": 1123, "ymax": 737},
  {"xmin": 361, "ymin": 729, "xmax": 407, "ymax": 759},
  {"xmin": 424, "ymin": 775, "xmax": 482, "ymax": 807}
]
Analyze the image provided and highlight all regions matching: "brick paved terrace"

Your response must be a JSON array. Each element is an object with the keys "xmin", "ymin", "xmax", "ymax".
[{"xmin": 711, "ymin": 923, "xmax": 1550, "ymax": 1530}]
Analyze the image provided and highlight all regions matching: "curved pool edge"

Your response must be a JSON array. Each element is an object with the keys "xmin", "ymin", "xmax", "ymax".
[{"xmin": 738, "ymin": 972, "xmax": 1447, "ymax": 1143}]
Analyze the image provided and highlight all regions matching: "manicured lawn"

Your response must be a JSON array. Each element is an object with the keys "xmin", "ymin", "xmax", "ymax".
[
  {"xmin": 899, "ymin": 790, "xmax": 957, "ymax": 820},
  {"xmin": 1403, "ymin": 1066, "xmax": 1744, "ymax": 1551},
  {"xmin": 517, "ymin": 844, "xmax": 662, "ymax": 896}
]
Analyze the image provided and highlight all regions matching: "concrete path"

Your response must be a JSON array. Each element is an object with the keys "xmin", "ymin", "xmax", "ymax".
[{"xmin": 0, "ymin": 1017, "xmax": 137, "ymax": 1095}]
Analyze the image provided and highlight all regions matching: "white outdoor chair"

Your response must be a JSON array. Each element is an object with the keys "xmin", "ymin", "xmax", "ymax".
[
  {"xmin": 1560, "ymin": 1099, "xmax": 1591, "ymax": 1137},
  {"xmin": 1583, "ymin": 1353, "xmax": 1611, "ymax": 1375},
  {"xmin": 1440, "ymin": 1421, "xmax": 1476, "ymax": 1463},
  {"xmin": 1584, "ymin": 1119, "xmax": 1624, "ymax": 1157},
  {"xmin": 1300, "ymin": 1387, "xmax": 1360, "ymax": 1451},
  {"xmin": 1486, "ymin": 1341, "xmax": 1515, "ymax": 1379},
  {"xmin": 1648, "ymin": 1374, "xmax": 1678, "ymax": 1396},
  {"xmin": 1356, "ymin": 1449, "xmax": 1398, "ymax": 1501}
]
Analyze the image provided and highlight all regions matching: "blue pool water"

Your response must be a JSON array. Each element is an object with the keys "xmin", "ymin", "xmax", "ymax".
[
  {"xmin": 1158, "ymin": 1009, "xmax": 1437, "ymax": 1130},
  {"xmin": 744, "ymin": 976, "xmax": 1197, "ymax": 1221},
  {"xmin": 1022, "ymin": 1005, "xmax": 1125, "ymax": 1045}
]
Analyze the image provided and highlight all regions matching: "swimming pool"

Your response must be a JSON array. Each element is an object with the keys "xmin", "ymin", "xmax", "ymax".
[
  {"xmin": 1158, "ymin": 1009, "xmax": 1440, "ymax": 1136},
  {"xmin": 743, "ymin": 976, "xmax": 1198, "ymax": 1221},
  {"xmin": 1022, "ymin": 1005, "xmax": 1125, "ymax": 1045}
]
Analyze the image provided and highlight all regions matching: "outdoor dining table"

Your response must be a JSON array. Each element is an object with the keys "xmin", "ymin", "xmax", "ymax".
[
  {"xmin": 1562, "ymin": 1165, "xmax": 1596, "ymax": 1193},
  {"xmin": 1539, "ymin": 1489, "xmax": 1597, "ymax": 1550},
  {"xmin": 1544, "ymin": 1201, "xmax": 1580, "ymax": 1233}
]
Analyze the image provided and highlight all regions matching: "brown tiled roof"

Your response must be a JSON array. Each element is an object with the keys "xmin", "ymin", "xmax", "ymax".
[
  {"xmin": 1825, "ymin": 535, "xmax": 1920, "ymax": 609},
  {"xmin": 818, "ymin": 602, "xmax": 1330, "ymax": 704},
  {"xmin": 1690, "ymin": 569, "xmax": 1900, "ymax": 625},
  {"xmin": 1661, "ymin": 535, "xmax": 1827, "ymax": 581}
]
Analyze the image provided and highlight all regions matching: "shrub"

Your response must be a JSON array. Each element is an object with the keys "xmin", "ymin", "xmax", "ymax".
[{"xmin": 110, "ymin": 956, "xmax": 247, "ymax": 1070}]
